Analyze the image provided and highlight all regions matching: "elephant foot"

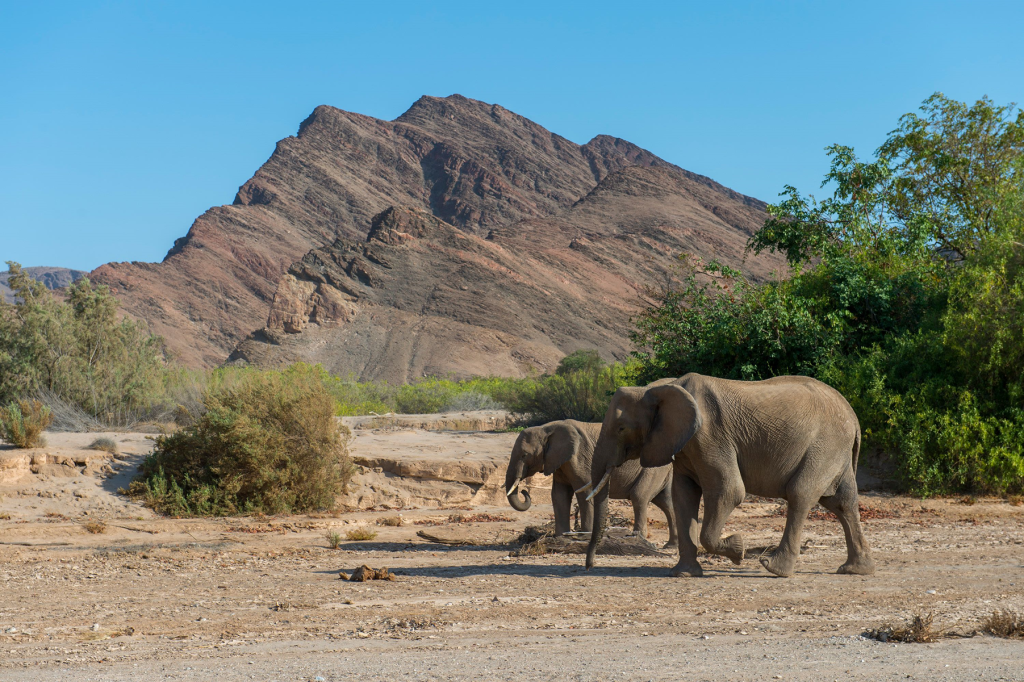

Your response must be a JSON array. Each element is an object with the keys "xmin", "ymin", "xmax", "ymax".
[
  {"xmin": 670, "ymin": 560, "xmax": 703, "ymax": 578},
  {"xmin": 837, "ymin": 555, "xmax": 876, "ymax": 576},
  {"xmin": 722, "ymin": 533, "xmax": 744, "ymax": 565},
  {"xmin": 759, "ymin": 549, "xmax": 797, "ymax": 578},
  {"xmin": 662, "ymin": 540, "xmax": 679, "ymax": 551}
]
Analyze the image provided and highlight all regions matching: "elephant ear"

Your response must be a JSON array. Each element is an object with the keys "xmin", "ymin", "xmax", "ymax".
[
  {"xmin": 638, "ymin": 385, "xmax": 701, "ymax": 468},
  {"xmin": 542, "ymin": 423, "xmax": 581, "ymax": 476}
]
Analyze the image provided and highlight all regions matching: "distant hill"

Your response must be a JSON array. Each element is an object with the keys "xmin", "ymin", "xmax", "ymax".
[
  {"xmin": 0, "ymin": 266, "xmax": 86, "ymax": 303},
  {"xmin": 90, "ymin": 95, "xmax": 785, "ymax": 376}
]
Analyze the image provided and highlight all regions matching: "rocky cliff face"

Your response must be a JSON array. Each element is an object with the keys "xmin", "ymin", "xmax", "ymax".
[
  {"xmin": 89, "ymin": 95, "xmax": 691, "ymax": 367},
  {"xmin": 228, "ymin": 163, "xmax": 783, "ymax": 382}
]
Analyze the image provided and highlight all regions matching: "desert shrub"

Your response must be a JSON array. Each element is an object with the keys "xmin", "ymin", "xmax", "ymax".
[
  {"xmin": 88, "ymin": 437, "xmax": 119, "ymax": 454},
  {"xmin": 502, "ymin": 357, "xmax": 632, "ymax": 423},
  {"xmin": 345, "ymin": 527, "xmax": 378, "ymax": 541},
  {"xmin": 376, "ymin": 515, "xmax": 404, "ymax": 527},
  {"xmin": 631, "ymin": 94, "xmax": 1024, "ymax": 495},
  {"xmin": 128, "ymin": 364, "xmax": 355, "ymax": 516},
  {"xmin": 439, "ymin": 390, "xmax": 499, "ymax": 412},
  {"xmin": 867, "ymin": 613, "xmax": 942, "ymax": 643},
  {"xmin": 0, "ymin": 399, "xmax": 52, "ymax": 448},
  {"xmin": 325, "ymin": 530, "xmax": 342, "ymax": 549},
  {"xmin": 982, "ymin": 611, "xmax": 1024, "ymax": 638},
  {"xmin": 82, "ymin": 520, "xmax": 107, "ymax": 534},
  {"xmin": 325, "ymin": 374, "xmax": 538, "ymax": 416}
]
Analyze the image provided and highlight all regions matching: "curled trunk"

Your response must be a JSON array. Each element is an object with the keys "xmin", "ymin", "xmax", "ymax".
[
  {"xmin": 507, "ymin": 487, "xmax": 532, "ymax": 512},
  {"xmin": 504, "ymin": 456, "xmax": 531, "ymax": 511},
  {"xmin": 585, "ymin": 484, "xmax": 609, "ymax": 570}
]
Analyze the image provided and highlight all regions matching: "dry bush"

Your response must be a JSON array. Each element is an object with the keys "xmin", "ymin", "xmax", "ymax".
[
  {"xmin": 376, "ymin": 515, "xmax": 404, "ymax": 527},
  {"xmin": 867, "ymin": 613, "xmax": 941, "ymax": 643},
  {"xmin": 88, "ymin": 437, "xmax": 119, "ymax": 455},
  {"xmin": 82, "ymin": 520, "xmax": 107, "ymax": 534},
  {"xmin": 1007, "ymin": 495, "xmax": 1023, "ymax": 507},
  {"xmin": 128, "ymin": 365, "xmax": 356, "ymax": 516},
  {"xmin": 982, "ymin": 611, "xmax": 1024, "ymax": 638},
  {"xmin": 0, "ymin": 399, "xmax": 52, "ymax": 448},
  {"xmin": 345, "ymin": 527, "xmax": 378, "ymax": 541}
]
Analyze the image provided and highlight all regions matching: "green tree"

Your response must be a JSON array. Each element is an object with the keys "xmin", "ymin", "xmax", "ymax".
[{"xmin": 632, "ymin": 94, "xmax": 1024, "ymax": 495}]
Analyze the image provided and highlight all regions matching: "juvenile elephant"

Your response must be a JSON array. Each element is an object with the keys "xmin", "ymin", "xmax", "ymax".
[
  {"xmin": 584, "ymin": 374, "xmax": 875, "ymax": 578},
  {"xmin": 504, "ymin": 420, "xmax": 678, "ymax": 547}
]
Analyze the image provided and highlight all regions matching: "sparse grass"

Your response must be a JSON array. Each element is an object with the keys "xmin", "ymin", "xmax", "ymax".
[
  {"xmin": 325, "ymin": 530, "xmax": 342, "ymax": 549},
  {"xmin": 0, "ymin": 399, "xmax": 52, "ymax": 448},
  {"xmin": 376, "ymin": 515, "xmax": 404, "ymax": 527},
  {"xmin": 88, "ymin": 437, "xmax": 119, "ymax": 454},
  {"xmin": 982, "ymin": 611, "xmax": 1024, "ymax": 638},
  {"xmin": 344, "ymin": 527, "xmax": 378, "ymax": 541},
  {"xmin": 867, "ymin": 613, "xmax": 941, "ymax": 643},
  {"xmin": 82, "ymin": 520, "xmax": 107, "ymax": 534}
]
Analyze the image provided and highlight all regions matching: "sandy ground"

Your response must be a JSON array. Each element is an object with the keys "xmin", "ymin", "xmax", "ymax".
[{"xmin": 1, "ymin": 430, "xmax": 1023, "ymax": 681}]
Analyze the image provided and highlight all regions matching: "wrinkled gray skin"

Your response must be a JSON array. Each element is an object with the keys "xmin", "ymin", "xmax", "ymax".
[
  {"xmin": 504, "ymin": 420, "xmax": 678, "ymax": 547},
  {"xmin": 585, "ymin": 374, "xmax": 875, "ymax": 578}
]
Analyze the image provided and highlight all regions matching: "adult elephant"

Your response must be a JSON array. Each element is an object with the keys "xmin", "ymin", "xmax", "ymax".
[
  {"xmin": 504, "ymin": 420, "xmax": 678, "ymax": 547},
  {"xmin": 584, "ymin": 374, "xmax": 875, "ymax": 578}
]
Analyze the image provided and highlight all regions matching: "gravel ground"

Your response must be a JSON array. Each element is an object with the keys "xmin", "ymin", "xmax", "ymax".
[{"xmin": 2, "ymin": 432, "xmax": 1023, "ymax": 680}]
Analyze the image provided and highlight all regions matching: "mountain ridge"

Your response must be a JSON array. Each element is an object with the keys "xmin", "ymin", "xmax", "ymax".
[{"xmin": 89, "ymin": 94, "xmax": 780, "ymax": 371}]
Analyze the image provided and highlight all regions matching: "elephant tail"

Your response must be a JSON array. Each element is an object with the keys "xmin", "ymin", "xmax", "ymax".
[{"xmin": 852, "ymin": 425, "xmax": 861, "ymax": 474}]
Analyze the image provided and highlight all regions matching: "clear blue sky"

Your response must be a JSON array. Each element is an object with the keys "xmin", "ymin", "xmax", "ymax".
[{"xmin": 2, "ymin": 1, "xmax": 1023, "ymax": 272}]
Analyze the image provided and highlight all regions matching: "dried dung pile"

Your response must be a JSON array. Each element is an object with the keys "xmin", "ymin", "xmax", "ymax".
[{"xmin": 339, "ymin": 565, "xmax": 395, "ymax": 581}]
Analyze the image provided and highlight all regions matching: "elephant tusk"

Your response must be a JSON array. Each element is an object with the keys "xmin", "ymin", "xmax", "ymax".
[
  {"xmin": 574, "ymin": 481, "xmax": 593, "ymax": 495},
  {"xmin": 506, "ymin": 479, "xmax": 520, "ymax": 497},
  {"xmin": 585, "ymin": 470, "xmax": 612, "ymax": 501}
]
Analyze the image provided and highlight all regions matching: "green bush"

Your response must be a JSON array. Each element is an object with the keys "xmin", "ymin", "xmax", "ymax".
[
  {"xmin": 0, "ymin": 399, "xmax": 52, "ymax": 448},
  {"xmin": 631, "ymin": 94, "xmax": 1024, "ymax": 495},
  {"xmin": 502, "ymin": 356, "xmax": 632, "ymax": 424},
  {"xmin": 128, "ymin": 364, "xmax": 355, "ymax": 516}
]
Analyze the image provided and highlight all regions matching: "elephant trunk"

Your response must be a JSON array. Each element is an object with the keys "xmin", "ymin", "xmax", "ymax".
[
  {"xmin": 586, "ymin": 483, "xmax": 609, "ymax": 570},
  {"xmin": 505, "ymin": 456, "xmax": 531, "ymax": 512}
]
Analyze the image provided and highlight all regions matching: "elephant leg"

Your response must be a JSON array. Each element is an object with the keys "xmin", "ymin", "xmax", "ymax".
[
  {"xmin": 760, "ymin": 486, "xmax": 815, "ymax": 578},
  {"xmin": 698, "ymin": 481, "xmax": 745, "ymax": 565},
  {"xmin": 552, "ymin": 481, "xmax": 573, "ymax": 536},
  {"xmin": 652, "ymin": 485, "xmax": 678, "ymax": 550},
  {"xmin": 670, "ymin": 472, "xmax": 703, "ymax": 577},
  {"xmin": 576, "ymin": 492, "xmax": 594, "ymax": 533},
  {"xmin": 819, "ymin": 467, "xmax": 876, "ymax": 575},
  {"xmin": 629, "ymin": 490, "xmax": 650, "ymax": 540}
]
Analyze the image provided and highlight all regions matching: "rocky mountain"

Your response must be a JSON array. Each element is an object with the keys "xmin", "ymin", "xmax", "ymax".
[
  {"xmin": 0, "ymin": 266, "xmax": 86, "ymax": 303},
  {"xmin": 90, "ymin": 95, "xmax": 784, "ymax": 374},
  {"xmin": 229, "ymin": 164, "xmax": 782, "ymax": 382}
]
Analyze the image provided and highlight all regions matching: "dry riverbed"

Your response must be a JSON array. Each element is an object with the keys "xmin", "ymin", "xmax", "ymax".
[{"xmin": 1, "ymin": 429, "xmax": 1023, "ymax": 681}]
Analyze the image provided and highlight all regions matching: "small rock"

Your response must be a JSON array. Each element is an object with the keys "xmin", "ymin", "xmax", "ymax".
[
  {"xmin": 316, "ymin": 677, "xmax": 326, "ymax": 682},
  {"xmin": 74, "ymin": 490, "xmax": 89, "ymax": 499},
  {"xmin": 91, "ymin": 623, "xmax": 100, "ymax": 632},
  {"xmin": 926, "ymin": 589, "xmax": 937, "ymax": 595},
  {"xmin": 5, "ymin": 627, "xmax": 17, "ymax": 634},
  {"xmin": 338, "ymin": 572, "xmax": 350, "ymax": 581}
]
